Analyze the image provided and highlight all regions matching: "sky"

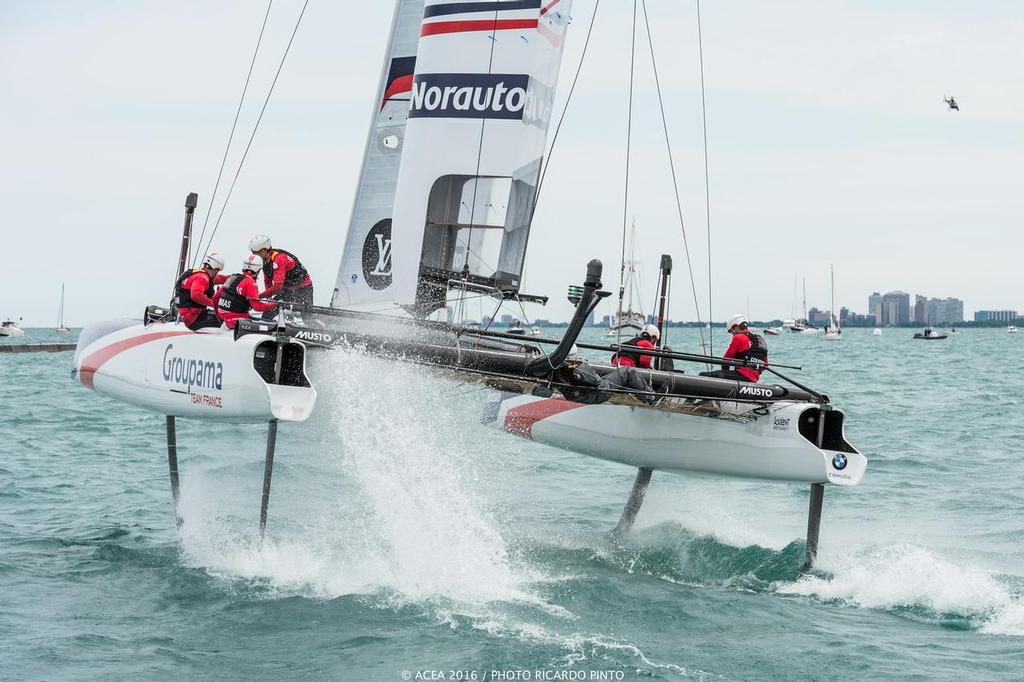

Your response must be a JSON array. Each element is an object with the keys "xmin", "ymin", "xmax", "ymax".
[{"xmin": 2, "ymin": 0, "xmax": 1023, "ymax": 326}]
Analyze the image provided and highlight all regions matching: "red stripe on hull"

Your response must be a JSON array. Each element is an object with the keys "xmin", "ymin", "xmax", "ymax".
[
  {"xmin": 78, "ymin": 330, "xmax": 192, "ymax": 389},
  {"xmin": 421, "ymin": 18, "xmax": 538, "ymax": 37},
  {"xmin": 504, "ymin": 398, "xmax": 583, "ymax": 439}
]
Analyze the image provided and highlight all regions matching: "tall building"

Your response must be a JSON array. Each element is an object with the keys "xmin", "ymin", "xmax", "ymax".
[
  {"xmin": 882, "ymin": 291, "xmax": 911, "ymax": 325},
  {"xmin": 868, "ymin": 293, "xmax": 882, "ymax": 325},
  {"xmin": 924, "ymin": 298, "xmax": 964, "ymax": 325},
  {"xmin": 975, "ymin": 310, "xmax": 1018, "ymax": 322},
  {"xmin": 914, "ymin": 295, "xmax": 927, "ymax": 324}
]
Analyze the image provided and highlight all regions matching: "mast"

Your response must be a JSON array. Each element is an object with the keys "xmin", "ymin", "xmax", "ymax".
[
  {"xmin": 802, "ymin": 277, "xmax": 808, "ymax": 324},
  {"xmin": 59, "ymin": 283, "xmax": 65, "ymax": 328}
]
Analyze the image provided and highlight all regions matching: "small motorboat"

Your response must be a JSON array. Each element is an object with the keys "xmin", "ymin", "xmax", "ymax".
[
  {"xmin": 0, "ymin": 319, "xmax": 25, "ymax": 337},
  {"xmin": 507, "ymin": 321, "xmax": 526, "ymax": 336},
  {"xmin": 872, "ymin": 328, "xmax": 882, "ymax": 336},
  {"xmin": 764, "ymin": 327, "xmax": 782, "ymax": 336},
  {"xmin": 948, "ymin": 328, "xmax": 961, "ymax": 335},
  {"xmin": 1008, "ymin": 325, "xmax": 1018, "ymax": 334},
  {"xmin": 914, "ymin": 328, "xmax": 947, "ymax": 340},
  {"xmin": 529, "ymin": 325, "xmax": 541, "ymax": 336}
]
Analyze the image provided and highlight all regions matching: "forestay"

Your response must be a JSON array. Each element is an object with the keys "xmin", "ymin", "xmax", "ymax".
[
  {"xmin": 390, "ymin": 0, "xmax": 574, "ymax": 312},
  {"xmin": 331, "ymin": 0, "xmax": 425, "ymax": 311}
]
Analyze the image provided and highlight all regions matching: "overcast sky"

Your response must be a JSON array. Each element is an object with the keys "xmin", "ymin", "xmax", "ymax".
[{"xmin": 3, "ymin": 0, "xmax": 1022, "ymax": 326}]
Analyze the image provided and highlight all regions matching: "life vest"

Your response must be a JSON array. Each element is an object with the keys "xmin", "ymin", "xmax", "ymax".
[
  {"xmin": 174, "ymin": 269, "xmax": 214, "ymax": 309},
  {"xmin": 269, "ymin": 249, "xmax": 310, "ymax": 290},
  {"xmin": 734, "ymin": 332, "xmax": 768, "ymax": 365},
  {"xmin": 216, "ymin": 274, "xmax": 251, "ymax": 314},
  {"xmin": 612, "ymin": 335, "xmax": 648, "ymax": 366}
]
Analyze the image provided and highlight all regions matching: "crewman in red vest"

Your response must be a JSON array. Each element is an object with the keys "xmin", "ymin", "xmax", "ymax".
[
  {"xmin": 248, "ymin": 234, "xmax": 314, "ymax": 306},
  {"xmin": 214, "ymin": 254, "xmax": 279, "ymax": 329},
  {"xmin": 700, "ymin": 314, "xmax": 768, "ymax": 382},
  {"xmin": 174, "ymin": 252, "xmax": 228, "ymax": 330},
  {"xmin": 610, "ymin": 324, "xmax": 660, "ymax": 369}
]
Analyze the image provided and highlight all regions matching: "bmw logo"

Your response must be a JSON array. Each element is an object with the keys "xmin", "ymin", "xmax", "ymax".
[{"xmin": 832, "ymin": 453, "xmax": 848, "ymax": 470}]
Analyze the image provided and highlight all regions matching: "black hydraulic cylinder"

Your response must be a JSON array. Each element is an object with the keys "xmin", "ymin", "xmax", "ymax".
[
  {"xmin": 526, "ymin": 259, "xmax": 604, "ymax": 377},
  {"xmin": 171, "ymin": 192, "xmax": 199, "ymax": 312}
]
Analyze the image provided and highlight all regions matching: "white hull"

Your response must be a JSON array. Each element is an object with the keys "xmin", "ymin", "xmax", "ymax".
[
  {"xmin": 0, "ymin": 327, "xmax": 24, "ymax": 337},
  {"xmin": 491, "ymin": 394, "xmax": 866, "ymax": 486},
  {"xmin": 73, "ymin": 320, "xmax": 316, "ymax": 423},
  {"xmin": 822, "ymin": 331, "xmax": 841, "ymax": 340}
]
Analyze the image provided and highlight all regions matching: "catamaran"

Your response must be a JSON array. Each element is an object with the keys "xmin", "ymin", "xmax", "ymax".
[{"xmin": 73, "ymin": 0, "xmax": 865, "ymax": 567}]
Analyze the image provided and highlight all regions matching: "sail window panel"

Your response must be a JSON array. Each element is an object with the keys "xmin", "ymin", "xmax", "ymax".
[{"xmin": 420, "ymin": 175, "xmax": 530, "ymax": 289}]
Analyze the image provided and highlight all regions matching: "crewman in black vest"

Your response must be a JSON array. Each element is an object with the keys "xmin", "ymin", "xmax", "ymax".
[
  {"xmin": 174, "ymin": 252, "xmax": 228, "ymax": 330},
  {"xmin": 214, "ymin": 254, "xmax": 279, "ymax": 329},
  {"xmin": 248, "ymin": 234, "xmax": 314, "ymax": 306}
]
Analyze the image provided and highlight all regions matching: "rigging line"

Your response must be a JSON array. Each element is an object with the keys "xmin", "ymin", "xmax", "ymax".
[
  {"xmin": 639, "ymin": 0, "xmax": 706, "ymax": 355},
  {"xmin": 616, "ymin": 0, "xmax": 638, "ymax": 352},
  {"xmin": 191, "ymin": 0, "xmax": 274, "ymax": 268},
  {"xmin": 696, "ymin": 0, "xmax": 712, "ymax": 355},
  {"xmin": 462, "ymin": 5, "xmax": 503, "ymax": 275},
  {"xmin": 533, "ymin": 0, "xmax": 602, "ymax": 206},
  {"xmin": 199, "ymin": 0, "xmax": 310, "ymax": 259}
]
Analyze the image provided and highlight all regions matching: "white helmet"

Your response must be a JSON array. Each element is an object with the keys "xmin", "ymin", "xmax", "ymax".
[
  {"xmin": 567, "ymin": 343, "xmax": 579, "ymax": 362},
  {"xmin": 202, "ymin": 252, "xmax": 225, "ymax": 270},
  {"xmin": 642, "ymin": 323, "xmax": 661, "ymax": 340},
  {"xmin": 242, "ymin": 253, "xmax": 263, "ymax": 273},
  {"xmin": 248, "ymin": 234, "xmax": 272, "ymax": 252},
  {"xmin": 727, "ymin": 313, "xmax": 748, "ymax": 331}
]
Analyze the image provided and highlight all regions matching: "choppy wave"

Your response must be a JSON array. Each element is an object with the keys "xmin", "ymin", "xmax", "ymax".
[{"xmin": 778, "ymin": 543, "xmax": 1024, "ymax": 636}]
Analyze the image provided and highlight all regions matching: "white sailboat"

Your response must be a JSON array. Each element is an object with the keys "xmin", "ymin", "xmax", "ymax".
[
  {"xmin": 72, "ymin": 0, "xmax": 865, "ymax": 563},
  {"xmin": 56, "ymin": 283, "xmax": 71, "ymax": 333},
  {"xmin": 822, "ymin": 266, "xmax": 841, "ymax": 340},
  {"xmin": 605, "ymin": 220, "xmax": 647, "ymax": 338}
]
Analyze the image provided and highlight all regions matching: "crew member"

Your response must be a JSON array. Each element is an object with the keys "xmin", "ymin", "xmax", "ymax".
[
  {"xmin": 611, "ymin": 324, "xmax": 660, "ymax": 369},
  {"xmin": 700, "ymin": 314, "xmax": 767, "ymax": 382},
  {"xmin": 174, "ymin": 252, "xmax": 228, "ymax": 330},
  {"xmin": 248, "ymin": 234, "xmax": 314, "ymax": 306},
  {"xmin": 215, "ymin": 254, "xmax": 279, "ymax": 329}
]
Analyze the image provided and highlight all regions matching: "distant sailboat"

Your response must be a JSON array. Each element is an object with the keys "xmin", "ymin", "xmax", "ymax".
[
  {"xmin": 822, "ymin": 266, "xmax": 841, "ymax": 341},
  {"xmin": 605, "ymin": 219, "xmax": 647, "ymax": 337},
  {"xmin": 56, "ymin": 283, "xmax": 71, "ymax": 333},
  {"xmin": 873, "ymin": 328, "xmax": 882, "ymax": 336}
]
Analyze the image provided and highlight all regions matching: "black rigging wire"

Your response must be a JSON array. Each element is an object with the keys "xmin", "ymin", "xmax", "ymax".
[
  {"xmin": 696, "ymin": 0, "xmax": 713, "ymax": 354},
  {"xmin": 191, "ymin": 0, "xmax": 274, "ymax": 268},
  {"xmin": 533, "ymin": 0, "xmax": 602, "ymax": 206},
  {"xmin": 639, "ymin": 0, "xmax": 707, "ymax": 355},
  {"xmin": 616, "ymin": 0, "xmax": 638, "ymax": 352},
  {"xmin": 198, "ymin": 0, "xmax": 310, "ymax": 260}
]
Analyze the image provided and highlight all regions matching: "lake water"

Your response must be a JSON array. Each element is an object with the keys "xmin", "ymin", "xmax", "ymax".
[{"xmin": 2, "ymin": 326, "xmax": 1022, "ymax": 679}]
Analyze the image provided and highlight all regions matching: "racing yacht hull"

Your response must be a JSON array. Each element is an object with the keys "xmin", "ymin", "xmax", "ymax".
[
  {"xmin": 73, "ymin": 320, "xmax": 316, "ymax": 423},
  {"xmin": 489, "ymin": 394, "xmax": 865, "ymax": 486}
]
